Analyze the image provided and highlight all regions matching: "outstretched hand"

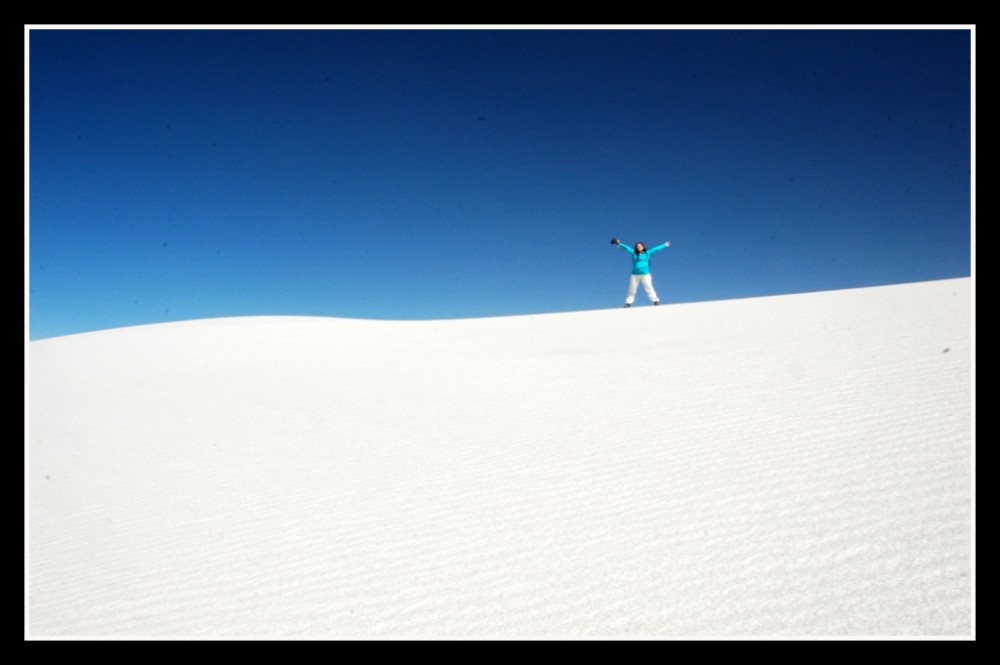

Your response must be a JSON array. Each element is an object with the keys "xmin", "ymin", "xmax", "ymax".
[
  {"xmin": 665, "ymin": 241, "xmax": 671, "ymax": 247},
  {"xmin": 610, "ymin": 238, "xmax": 620, "ymax": 245}
]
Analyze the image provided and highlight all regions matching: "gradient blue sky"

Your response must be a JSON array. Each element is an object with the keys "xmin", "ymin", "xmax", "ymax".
[{"xmin": 27, "ymin": 27, "xmax": 972, "ymax": 340}]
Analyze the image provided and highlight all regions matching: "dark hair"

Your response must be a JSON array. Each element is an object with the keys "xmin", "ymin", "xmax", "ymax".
[{"xmin": 635, "ymin": 241, "xmax": 646, "ymax": 254}]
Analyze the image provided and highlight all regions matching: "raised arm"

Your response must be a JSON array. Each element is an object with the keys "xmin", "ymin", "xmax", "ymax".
[
  {"xmin": 611, "ymin": 238, "xmax": 634, "ymax": 255},
  {"xmin": 647, "ymin": 241, "xmax": 671, "ymax": 255}
]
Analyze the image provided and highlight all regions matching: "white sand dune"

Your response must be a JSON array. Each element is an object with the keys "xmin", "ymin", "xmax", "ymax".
[{"xmin": 27, "ymin": 278, "xmax": 972, "ymax": 638}]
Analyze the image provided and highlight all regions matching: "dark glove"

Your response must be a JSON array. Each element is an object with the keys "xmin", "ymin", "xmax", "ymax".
[{"xmin": 610, "ymin": 238, "xmax": 620, "ymax": 245}]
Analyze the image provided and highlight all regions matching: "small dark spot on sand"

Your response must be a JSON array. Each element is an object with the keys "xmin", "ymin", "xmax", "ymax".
[
  {"xmin": 45, "ymin": 475, "xmax": 50, "ymax": 480},
  {"xmin": 943, "ymin": 347, "xmax": 950, "ymax": 353}
]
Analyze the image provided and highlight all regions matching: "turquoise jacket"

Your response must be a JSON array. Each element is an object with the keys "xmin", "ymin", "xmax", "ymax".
[{"xmin": 619, "ymin": 243, "xmax": 668, "ymax": 275}]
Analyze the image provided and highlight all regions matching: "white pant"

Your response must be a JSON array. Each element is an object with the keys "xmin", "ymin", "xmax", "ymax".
[{"xmin": 626, "ymin": 274, "xmax": 659, "ymax": 304}]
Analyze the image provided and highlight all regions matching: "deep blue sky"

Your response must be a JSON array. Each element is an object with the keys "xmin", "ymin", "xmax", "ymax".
[{"xmin": 27, "ymin": 27, "xmax": 972, "ymax": 340}]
